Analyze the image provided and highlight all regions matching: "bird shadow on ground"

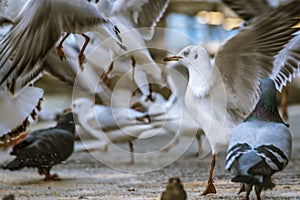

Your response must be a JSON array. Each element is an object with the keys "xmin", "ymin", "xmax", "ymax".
[{"xmin": 6, "ymin": 176, "xmax": 77, "ymax": 186}]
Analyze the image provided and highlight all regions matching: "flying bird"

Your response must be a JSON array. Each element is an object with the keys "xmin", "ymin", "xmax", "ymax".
[
  {"xmin": 3, "ymin": 112, "xmax": 75, "ymax": 181},
  {"xmin": 225, "ymin": 79, "xmax": 292, "ymax": 200},
  {"xmin": 164, "ymin": 1, "xmax": 300, "ymax": 195},
  {"xmin": 0, "ymin": 0, "xmax": 124, "ymax": 94}
]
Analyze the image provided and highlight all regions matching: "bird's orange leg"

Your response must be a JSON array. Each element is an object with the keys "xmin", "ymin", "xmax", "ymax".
[
  {"xmin": 79, "ymin": 33, "xmax": 90, "ymax": 68},
  {"xmin": 201, "ymin": 154, "xmax": 217, "ymax": 195},
  {"xmin": 56, "ymin": 33, "xmax": 70, "ymax": 60},
  {"xmin": 131, "ymin": 56, "xmax": 137, "ymax": 96},
  {"xmin": 101, "ymin": 62, "xmax": 114, "ymax": 86},
  {"xmin": 128, "ymin": 141, "xmax": 135, "ymax": 165}
]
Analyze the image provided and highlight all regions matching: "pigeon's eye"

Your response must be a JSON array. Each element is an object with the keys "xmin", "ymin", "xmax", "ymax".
[
  {"xmin": 96, "ymin": 0, "xmax": 99, "ymax": 3},
  {"xmin": 194, "ymin": 54, "xmax": 198, "ymax": 59}
]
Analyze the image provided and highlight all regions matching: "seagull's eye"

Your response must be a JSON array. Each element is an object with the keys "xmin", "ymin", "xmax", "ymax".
[
  {"xmin": 194, "ymin": 54, "xmax": 198, "ymax": 59},
  {"xmin": 183, "ymin": 50, "xmax": 190, "ymax": 57}
]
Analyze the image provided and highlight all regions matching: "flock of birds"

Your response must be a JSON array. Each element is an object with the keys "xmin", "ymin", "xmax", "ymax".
[{"xmin": 0, "ymin": 0, "xmax": 300, "ymax": 199}]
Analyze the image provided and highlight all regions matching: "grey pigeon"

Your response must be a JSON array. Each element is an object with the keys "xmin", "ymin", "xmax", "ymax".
[
  {"xmin": 161, "ymin": 177, "xmax": 187, "ymax": 200},
  {"xmin": 3, "ymin": 112, "xmax": 75, "ymax": 181},
  {"xmin": 225, "ymin": 79, "xmax": 292, "ymax": 200}
]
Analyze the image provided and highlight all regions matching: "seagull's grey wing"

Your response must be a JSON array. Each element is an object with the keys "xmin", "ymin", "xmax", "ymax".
[
  {"xmin": 0, "ymin": 1, "xmax": 61, "ymax": 89},
  {"xmin": 222, "ymin": 0, "xmax": 272, "ymax": 22},
  {"xmin": 94, "ymin": 105, "xmax": 120, "ymax": 131},
  {"xmin": 112, "ymin": 0, "xmax": 170, "ymax": 40},
  {"xmin": 215, "ymin": 1, "xmax": 300, "ymax": 118},
  {"xmin": 271, "ymin": 33, "xmax": 300, "ymax": 91}
]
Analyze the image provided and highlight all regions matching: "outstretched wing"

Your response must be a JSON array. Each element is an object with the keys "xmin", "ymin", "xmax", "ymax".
[
  {"xmin": 0, "ymin": 0, "xmax": 61, "ymax": 89},
  {"xmin": 222, "ymin": 0, "xmax": 272, "ymax": 22},
  {"xmin": 215, "ymin": 1, "xmax": 300, "ymax": 118}
]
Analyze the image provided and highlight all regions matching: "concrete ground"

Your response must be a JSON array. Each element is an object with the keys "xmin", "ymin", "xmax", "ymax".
[{"xmin": 0, "ymin": 104, "xmax": 300, "ymax": 200}]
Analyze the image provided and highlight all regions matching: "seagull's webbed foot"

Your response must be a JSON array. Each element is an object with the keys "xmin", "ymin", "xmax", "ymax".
[
  {"xmin": 201, "ymin": 154, "xmax": 217, "ymax": 195},
  {"xmin": 201, "ymin": 180, "xmax": 216, "ymax": 195}
]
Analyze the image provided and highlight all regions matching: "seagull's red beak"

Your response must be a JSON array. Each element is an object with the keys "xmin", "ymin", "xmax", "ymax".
[{"xmin": 164, "ymin": 56, "xmax": 183, "ymax": 61}]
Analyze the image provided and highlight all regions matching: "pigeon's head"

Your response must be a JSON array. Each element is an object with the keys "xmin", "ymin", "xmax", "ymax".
[
  {"xmin": 71, "ymin": 98, "xmax": 94, "ymax": 114},
  {"xmin": 56, "ymin": 112, "xmax": 75, "ymax": 133}
]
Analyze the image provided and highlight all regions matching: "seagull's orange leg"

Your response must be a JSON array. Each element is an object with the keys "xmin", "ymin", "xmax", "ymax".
[
  {"xmin": 79, "ymin": 33, "xmax": 90, "ymax": 68},
  {"xmin": 56, "ymin": 33, "xmax": 70, "ymax": 60},
  {"xmin": 101, "ymin": 62, "xmax": 114, "ymax": 85},
  {"xmin": 131, "ymin": 56, "xmax": 137, "ymax": 96},
  {"xmin": 201, "ymin": 154, "xmax": 217, "ymax": 195},
  {"xmin": 129, "ymin": 141, "xmax": 135, "ymax": 165}
]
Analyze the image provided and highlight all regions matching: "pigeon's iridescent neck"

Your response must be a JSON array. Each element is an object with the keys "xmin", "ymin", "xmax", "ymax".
[{"xmin": 246, "ymin": 80, "xmax": 284, "ymax": 124}]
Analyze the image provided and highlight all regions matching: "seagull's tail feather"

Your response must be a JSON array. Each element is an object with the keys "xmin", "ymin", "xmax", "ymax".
[
  {"xmin": 0, "ymin": 86, "xmax": 43, "ymax": 148},
  {"xmin": 3, "ymin": 158, "xmax": 24, "ymax": 170}
]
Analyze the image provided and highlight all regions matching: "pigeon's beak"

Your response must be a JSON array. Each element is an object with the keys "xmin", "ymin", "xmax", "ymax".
[{"xmin": 164, "ymin": 56, "xmax": 183, "ymax": 61}]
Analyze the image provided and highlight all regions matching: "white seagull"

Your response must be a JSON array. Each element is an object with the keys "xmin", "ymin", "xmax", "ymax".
[
  {"xmin": 225, "ymin": 79, "xmax": 292, "ymax": 200},
  {"xmin": 164, "ymin": 1, "xmax": 300, "ymax": 195},
  {"xmin": 83, "ymin": 0, "xmax": 169, "ymax": 97},
  {"xmin": 71, "ymin": 97, "xmax": 171, "ymax": 164}
]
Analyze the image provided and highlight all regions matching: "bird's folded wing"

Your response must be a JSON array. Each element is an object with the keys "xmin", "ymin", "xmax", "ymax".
[{"xmin": 215, "ymin": 1, "xmax": 300, "ymax": 118}]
